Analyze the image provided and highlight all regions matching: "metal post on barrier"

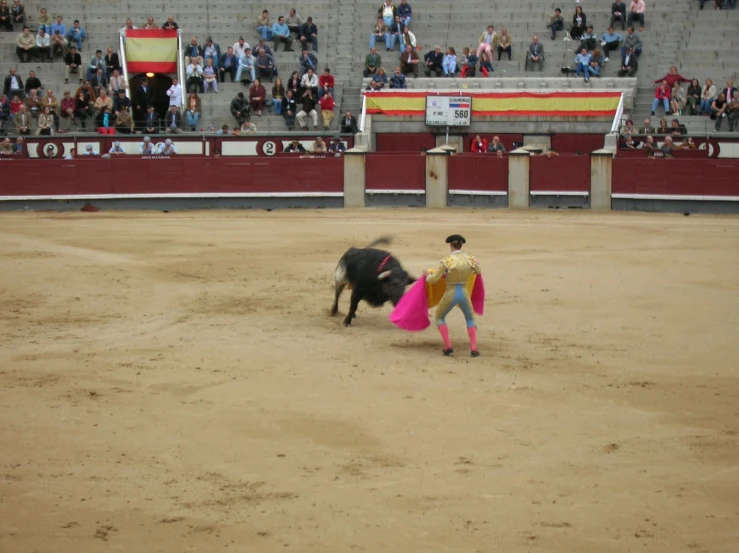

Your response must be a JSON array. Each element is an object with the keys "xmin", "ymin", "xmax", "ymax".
[
  {"xmin": 359, "ymin": 93, "xmax": 367, "ymax": 132},
  {"xmin": 120, "ymin": 31, "xmax": 129, "ymax": 102},
  {"xmin": 610, "ymin": 92, "xmax": 625, "ymax": 135}
]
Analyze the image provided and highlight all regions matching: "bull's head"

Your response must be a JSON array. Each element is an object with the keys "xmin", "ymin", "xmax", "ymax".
[{"xmin": 378, "ymin": 269, "xmax": 416, "ymax": 306}]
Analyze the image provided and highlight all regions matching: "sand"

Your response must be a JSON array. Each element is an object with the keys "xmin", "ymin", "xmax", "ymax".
[{"xmin": 1, "ymin": 209, "xmax": 738, "ymax": 553}]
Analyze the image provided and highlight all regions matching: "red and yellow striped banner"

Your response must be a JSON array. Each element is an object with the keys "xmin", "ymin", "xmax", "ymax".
[
  {"xmin": 364, "ymin": 91, "xmax": 621, "ymax": 117},
  {"xmin": 125, "ymin": 29, "xmax": 178, "ymax": 74}
]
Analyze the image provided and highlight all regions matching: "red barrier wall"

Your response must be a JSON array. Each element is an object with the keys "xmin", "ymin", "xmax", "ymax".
[
  {"xmin": 448, "ymin": 155, "xmax": 508, "ymax": 192},
  {"xmin": 0, "ymin": 156, "xmax": 344, "ymax": 196},
  {"xmin": 616, "ymin": 148, "xmax": 708, "ymax": 158},
  {"xmin": 550, "ymin": 134, "xmax": 604, "ymax": 154},
  {"xmin": 375, "ymin": 133, "xmax": 437, "ymax": 153},
  {"xmin": 529, "ymin": 154, "xmax": 590, "ymax": 193},
  {"xmin": 365, "ymin": 153, "xmax": 426, "ymax": 191},
  {"xmin": 612, "ymin": 158, "xmax": 739, "ymax": 196}
]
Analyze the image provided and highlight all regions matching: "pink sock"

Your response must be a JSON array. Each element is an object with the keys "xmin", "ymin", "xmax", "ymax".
[
  {"xmin": 467, "ymin": 327, "xmax": 478, "ymax": 351},
  {"xmin": 438, "ymin": 324, "xmax": 452, "ymax": 350}
]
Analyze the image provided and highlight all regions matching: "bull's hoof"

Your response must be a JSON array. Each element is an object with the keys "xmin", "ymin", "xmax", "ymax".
[
  {"xmin": 471, "ymin": 350, "xmax": 480, "ymax": 358},
  {"xmin": 443, "ymin": 348, "xmax": 454, "ymax": 356},
  {"xmin": 343, "ymin": 318, "xmax": 352, "ymax": 327},
  {"xmin": 330, "ymin": 306, "xmax": 338, "ymax": 316}
]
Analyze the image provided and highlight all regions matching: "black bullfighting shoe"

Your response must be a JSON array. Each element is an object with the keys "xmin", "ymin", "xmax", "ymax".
[
  {"xmin": 471, "ymin": 350, "xmax": 480, "ymax": 358},
  {"xmin": 443, "ymin": 348, "xmax": 454, "ymax": 356}
]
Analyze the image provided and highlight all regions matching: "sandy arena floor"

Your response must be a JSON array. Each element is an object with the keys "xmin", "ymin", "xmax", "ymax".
[{"xmin": 1, "ymin": 209, "xmax": 738, "ymax": 553}]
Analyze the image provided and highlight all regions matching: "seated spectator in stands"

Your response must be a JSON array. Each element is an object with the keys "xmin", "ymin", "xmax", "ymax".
[
  {"xmin": 91, "ymin": 69, "xmax": 108, "ymax": 98},
  {"xmin": 24, "ymin": 70, "xmax": 41, "ymax": 95},
  {"xmin": 312, "ymin": 136, "xmax": 327, "ymax": 154},
  {"xmin": 397, "ymin": 0, "xmax": 412, "ymax": 26},
  {"xmin": 203, "ymin": 37, "xmax": 221, "ymax": 69},
  {"xmin": 660, "ymin": 136, "xmax": 673, "ymax": 157},
  {"xmin": 487, "ymin": 135, "xmax": 506, "ymax": 154},
  {"xmin": 220, "ymin": 47, "xmax": 237, "ymax": 83},
  {"xmin": 626, "ymin": 0, "xmax": 645, "ymax": 31},
  {"xmin": 64, "ymin": 46, "xmax": 82, "ymax": 84},
  {"xmin": 654, "ymin": 67, "xmax": 689, "ymax": 89},
  {"xmin": 184, "ymin": 37, "xmax": 203, "ymax": 67},
  {"xmin": 238, "ymin": 121, "xmax": 257, "ymax": 134},
  {"xmin": 26, "ymin": 87, "xmax": 42, "ymax": 117},
  {"xmin": 617, "ymin": 47, "xmax": 638, "ymax": 77},
  {"xmin": 710, "ymin": 93, "xmax": 728, "ymax": 131},
  {"xmin": 286, "ymin": 8, "xmax": 302, "ymax": 39},
  {"xmin": 105, "ymin": 47, "xmax": 121, "ymax": 74},
  {"xmin": 728, "ymin": 97, "xmax": 739, "ymax": 132},
  {"xmin": 0, "ymin": 1, "xmax": 11, "ymax": 31},
  {"xmin": 236, "ymin": 48, "xmax": 256, "ymax": 84},
  {"xmin": 113, "ymin": 89, "xmax": 130, "ymax": 114},
  {"xmin": 94, "ymin": 89, "xmax": 113, "ymax": 115},
  {"xmin": 256, "ymin": 49, "xmax": 276, "ymax": 82},
  {"xmin": 390, "ymin": 66, "xmax": 406, "ymax": 88},
  {"xmin": 459, "ymin": 48, "xmax": 477, "ymax": 77},
  {"xmin": 203, "ymin": 59, "xmax": 218, "ymax": 93},
  {"xmin": 300, "ymin": 17, "xmax": 318, "ymax": 52},
  {"xmin": 656, "ymin": 117, "xmax": 669, "ymax": 134},
  {"xmin": 256, "ymin": 10, "xmax": 272, "ymax": 40},
  {"xmin": 400, "ymin": 27, "xmax": 416, "ymax": 51},
  {"xmin": 651, "ymin": 80, "xmax": 670, "ymax": 116},
  {"xmin": 328, "ymin": 136, "xmax": 346, "ymax": 154},
  {"xmin": 36, "ymin": 7, "xmax": 51, "ymax": 33},
  {"xmin": 185, "ymin": 91, "xmax": 200, "ymax": 130},
  {"xmin": 570, "ymin": 6, "xmax": 587, "ymax": 40},
  {"xmin": 622, "ymin": 27, "xmax": 642, "ymax": 58},
  {"xmin": 366, "ymin": 80, "xmax": 380, "ymax": 92},
  {"xmin": 476, "ymin": 25, "xmax": 496, "ymax": 60},
  {"xmin": 62, "ymin": 147, "xmax": 76, "ymax": 159},
  {"xmin": 120, "ymin": 18, "xmax": 136, "ymax": 34},
  {"xmin": 589, "ymin": 49, "xmax": 602, "ymax": 76},
  {"xmin": 0, "ymin": 138, "xmax": 12, "ymax": 155},
  {"xmin": 600, "ymin": 27, "xmax": 622, "ymax": 61},
  {"xmin": 0, "ymin": 94, "xmax": 9, "ymax": 122},
  {"xmin": 67, "ymin": 19, "xmax": 86, "ymax": 51},
  {"xmin": 87, "ymin": 50, "xmax": 106, "ymax": 81},
  {"xmin": 372, "ymin": 67, "xmax": 388, "ymax": 88},
  {"xmin": 163, "ymin": 104, "xmax": 181, "ymax": 133},
  {"xmin": 36, "ymin": 27, "xmax": 51, "ymax": 61},
  {"xmin": 10, "ymin": 94, "xmax": 23, "ymax": 114},
  {"xmin": 670, "ymin": 82, "xmax": 686, "ymax": 116},
  {"xmin": 670, "ymin": 118, "xmax": 687, "ymax": 136},
  {"xmin": 640, "ymin": 134, "xmax": 656, "ymax": 152},
  {"xmin": 369, "ymin": 17, "xmax": 387, "ymax": 49},
  {"xmin": 285, "ymin": 138, "xmax": 305, "ymax": 153},
  {"xmin": 283, "ymin": 89, "xmax": 297, "ymax": 130},
  {"xmin": 677, "ymin": 136, "xmax": 696, "ymax": 150},
  {"xmin": 249, "ymin": 79, "xmax": 267, "ymax": 116},
  {"xmin": 546, "ymin": 8, "xmax": 564, "ymax": 40},
  {"xmin": 470, "ymin": 135, "xmax": 487, "ymax": 153},
  {"xmin": 271, "ymin": 78, "xmax": 285, "ymax": 114},
  {"xmin": 139, "ymin": 135, "xmax": 156, "ymax": 154},
  {"xmin": 388, "ymin": 15, "xmax": 405, "ymax": 51},
  {"xmin": 526, "ymin": 36, "xmax": 544, "ymax": 71},
  {"xmin": 166, "ymin": 77, "xmax": 182, "ymax": 109},
  {"xmin": 610, "ymin": 1, "xmax": 627, "ymax": 30},
  {"xmin": 36, "ymin": 105, "xmax": 53, "ymax": 135},
  {"xmin": 115, "ymin": 107, "xmax": 134, "ymax": 133},
  {"xmin": 621, "ymin": 135, "xmax": 636, "ymax": 149},
  {"xmin": 299, "ymin": 48, "xmax": 318, "ymax": 76},
  {"xmin": 364, "ymin": 47, "xmax": 382, "ymax": 78},
  {"xmin": 301, "ymin": 68, "xmax": 319, "ymax": 97},
  {"xmin": 723, "ymin": 80, "xmax": 737, "ymax": 104},
  {"xmin": 157, "ymin": 138, "xmax": 176, "ymax": 155},
  {"xmin": 620, "ymin": 118, "xmax": 634, "ymax": 137},
  {"xmin": 51, "ymin": 29, "xmax": 67, "ymax": 59},
  {"xmin": 82, "ymin": 144, "xmax": 99, "ymax": 156},
  {"xmin": 60, "ymin": 90, "xmax": 74, "ymax": 128},
  {"xmin": 442, "ymin": 47, "xmax": 457, "ymax": 77},
  {"xmin": 698, "ymin": 78, "xmax": 716, "ymax": 115},
  {"xmin": 319, "ymin": 91, "xmax": 335, "ymax": 130},
  {"xmin": 50, "ymin": 15, "xmax": 65, "ymax": 37},
  {"xmin": 9, "ymin": 0, "xmax": 23, "ymax": 28},
  {"xmin": 400, "ymin": 44, "xmax": 420, "ymax": 77},
  {"xmin": 186, "ymin": 58, "xmax": 204, "ymax": 93},
  {"xmin": 143, "ymin": 16, "xmax": 157, "ymax": 30},
  {"xmin": 379, "ymin": 0, "xmax": 396, "ymax": 27},
  {"xmin": 143, "ymin": 105, "xmax": 158, "ymax": 134},
  {"xmin": 341, "ymin": 111, "xmax": 357, "ymax": 134},
  {"xmin": 230, "ymin": 91, "xmax": 249, "ymax": 126},
  {"xmin": 16, "ymin": 26, "xmax": 36, "ymax": 62},
  {"xmin": 423, "ymin": 45, "xmax": 443, "ymax": 77},
  {"xmin": 96, "ymin": 106, "xmax": 115, "ymax": 134},
  {"xmin": 497, "ymin": 27, "xmax": 512, "ymax": 61},
  {"xmin": 4, "ymin": 67, "xmax": 24, "ymax": 99},
  {"xmin": 162, "ymin": 16, "xmax": 178, "ymax": 30},
  {"xmin": 109, "ymin": 141, "xmax": 125, "ymax": 155},
  {"xmin": 14, "ymin": 104, "xmax": 30, "ymax": 134},
  {"xmin": 639, "ymin": 118, "xmax": 654, "ymax": 134},
  {"xmin": 578, "ymin": 25, "xmax": 597, "ymax": 52},
  {"xmin": 318, "ymin": 68, "xmax": 334, "ymax": 99},
  {"xmin": 272, "ymin": 16, "xmax": 293, "ymax": 52},
  {"xmin": 297, "ymin": 89, "xmax": 318, "ymax": 130}
]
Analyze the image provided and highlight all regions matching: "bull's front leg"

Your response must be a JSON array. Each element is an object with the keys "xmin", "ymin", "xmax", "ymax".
[{"xmin": 343, "ymin": 289, "xmax": 362, "ymax": 326}]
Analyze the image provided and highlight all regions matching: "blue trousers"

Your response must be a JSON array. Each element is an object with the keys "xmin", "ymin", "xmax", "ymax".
[
  {"xmin": 435, "ymin": 284, "xmax": 476, "ymax": 328},
  {"xmin": 651, "ymin": 98, "xmax": 669, "ymax": 113}
]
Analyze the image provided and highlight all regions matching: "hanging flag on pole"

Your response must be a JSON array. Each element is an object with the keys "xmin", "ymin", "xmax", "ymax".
[{"xmin": 125, "ymin": 29, "xmax": 178, "ymax": 74}]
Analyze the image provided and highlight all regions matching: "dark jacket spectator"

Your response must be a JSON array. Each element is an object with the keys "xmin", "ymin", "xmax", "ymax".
[
  {"xmin": 230, "ymin": 92, "xmax": 250, "ymax": 125},
  {"xmin": 25, "ymin": 74, "xmax": 42, "ymax": 94},
  {"xmin": 105, "ymin": 51, "xmax": 121, "ymax": 74},
  {"xmin": 340, "ymin": 112, "xmax": 357, "ymax": 134}
]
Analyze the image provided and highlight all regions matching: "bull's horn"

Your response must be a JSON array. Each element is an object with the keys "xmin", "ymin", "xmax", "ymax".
[{"xmin": 378, "ymin": 270, "xmax": 392, "ymax": 280}]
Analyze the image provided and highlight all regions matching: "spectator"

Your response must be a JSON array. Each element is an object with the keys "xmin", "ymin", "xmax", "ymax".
[
  {"xmin": 626, "ymin": 0, "xmax": 645, "ymax": 31},
  {"xmin": 62, "ymin": 147, "xmax": 76, "ymax": 159},
  {"xmin": 319, "ymin": 91, "xmax": 335, "ymax": 130},
  {"xmin": 498, "ymin": 27, "xmax": 513, "ymax": 61},
  {"xmin": 60, "ymin": 90, "xmax": 75, "ymax": 129},
  {"xmin": 108, "ymin": 69, "xmax": 126, "ymax": 95},
  {"xmin": 723, "ymin": 80, "xmax": 737, "ymax": 104},
  {"xmin": 113, "ymin": 89, "xmax": 130, "ymax": 114},
  {"xmin": 134, "ymin": 78, "xmax": 154, "ymax": 129},
  {"xmin": 165, "ymin": 77, "xmax": 182, "ymax": 109},
  {"xmin": 341, "ymin": 111, "xmax": 357, "ymax": 134},
  {"xmin": 256, "ymin": 9, "xmax": 272, "ymax": 41},
  {"xmin": 479, "ymin": 52, "xmax": 493, "ymax": 76},
  {"xmin": 87, "ymin": 49, "xmax": 106, "ymax": 81},
  {"xmin": 728, "ymin": 96, "xmax": 739, "ymax": 132},
  {"xmin": 91, "ymin": 69, "xmax": 108, "ymax": 98},
  {"xmin": 0, "ymin": 1, "xmax": 11, "ymax": 31},
  {"xmin": 186, "ymin": 58, "xmax": 204, "ymax": 93},
  {"xmin": 256, "ymin": 48, "xmax": 276, "ymax": 82},
  {"xmin": 379, "ymin": 0, "xmax": 396, "ymax": 27},
  {"xmin": 621, "ymin": 135, "xmax": 636, "ymax": 149},
  {"xmin": 487, "ymin": 136, "xmax": 506, "ymax": 154},
  {"xmin": 311, "ymin": 136, "xmax": 327, "ymax": 153},
  {"xmin": 16, "ymin": 26, "xmax": 36, "ymax": 62},
  {"xmin": 366, "ymin": 80, "xmax": 380, "ymax": 92},
  {"xmin": 442, "ymin": 47, "xmax": 457, "ymax": 77},
  {"xmin": 575, "ymin": 47, "xmax": 592, "ymax": 82},
  {"xmin": 654, "ymin": 66, "xmax": 689, "ymax": 89},
  {"xmin": 202, "ymin": 58, "xmax": 218, "ymax": 93},
  {"xmin": 622, "ymin": 27, "xmax": 642, "ymax": 58},
  {"xmin": 711, "ymin": 93, "xmax": 728, "ymax": 131},
  {"xmin": 104, "ymin": 47, "xmax": 120, "ymax": 74},
  {"xmin": 10, "ymin": 94, "xmax": 23, "ymax": 114},
  {"xmin": 286, "ymin": 71, "xmax": 301, "ymax": 96},
  {"xmin": 328, "ymin": 136, "xmax": 346, "ymax": 154},
  {"xmin": 164, "ymin": 105, "xmax": 181, "ymax": 133},
  {"xmin": 238, "ymin": 121, "xmax": 257, "ymax": 134},
  {"xmin": 600, "ymin": 27, "xmax": 622, "ymax": 61},
  {"xmin": 639, "ymin": 118, "xmax": 654, "ymax": 134},
  {"xmin": 476, "ymin": 25, "xmax": 497, "ymax": 60},
  {"xmin": 610, "ymin": 0, "xmax": 627, "ymax": 30},
  {"xmin": 400, "ymin": 27, "xmax": 416, "ymax": 50},
  {"xmin": 300, "ymin": 67, "xmax": 319, "ymax": 97},
  {"xmin": 285, "ymin": 8, "xmax": 302, "ymax": 38},
  {"xmin": 36, "ymin": 27, "xmax": 51, "ymax": 61},
  {"xmin": 299, "ymin": 48, "xmax": 318, "ymax": 76},
  {"xmin": 400, "ymin": 44, "xmax": 419, "ymax": 77},
  {"xmin": 66, "ymin": 19, "xmax": 86, "ymax": 51},
  {"xmin": 255, "ymin": 38, "xmax": 273, "ymax": 56},
  {"xmin": 219, "ymin": 47, "xmax": 238, "ymax": 83},
  {"xmin": 388, "ymin": 15, "xmax": 404, "ymax": 51},
  {"xmin": 570, "ymin": 6, "xmax": 587, "ymax": 41},
  {"xmin": 364, "ymin": 47, "xmax": 382, "ymax": 77},
  {"xmin": 249, "ymin": 78, "xmax": 267, "ymax": 116},
  {"xmin": 578, "ymin": 25, "xmax": 597, "ymax": 52},
  {"xmin": 94, "ymin": 89, "xmax": 113, "ymax": 114},
  {"xmin": 677, "ymin": 136, "xmax": 696, "ymax": 150},
  {"xmin": 670, "ymin": 118, "xmax": 687, "ymax": 136},
  {"xmin": 13, "ymin": 103, "xmax": 30, "ymax": 134},
  {"xmin": 143, "ymin": 16, "xmax": 157, "ymax": 30},
  {"xmin": 109, "ymin": 141, "xmax": 126, "ymax": 154},
  {"xmin": 618, "ymin": 47, "xmax": 638, "ymax": 77},
  {"xmin": 0, "ymin": 137, "xmax": 11, "ymax": 155},
  {"xmin": 686, "ymin": 79, "xmax": 701, "ymax": 115},
  {"xmin": 82, "ymin": 144, "xmax": 99, "ymax": 156},
  {"xmin": 3, "ymin": 68, "xmax": 22, "ymax": 100},
  {"xmin": 459, "ymin": 47, "xmax": 477, "ymax": 77},
  {"xmin": 185, "ymin": 90, "xmax": 201, "ymax": 130},
  {"xmin": 64, "ymin": 46, "xmax": 82, "ymax": 84},
  {"xmin": 272, "ymin": 78, "xmax": 285, "ymax": 115},
  {"xmin": 203, "ymin": 37, "xmax": 221, "ymax": 69},
  {"xmin": 26, "ymin": 87, "xmax": 42, "ymax": 116},
  {"xmin": 651, "ymin": 80, "xmax": 670, "ymax": 115},
  {"xmin": 300, "ymin": 17, "xmax": 318, "ymax": 52},
  {"xmin": 318, "ymin": 68, "xmax": 334, "ymax": 99},
  {"xmin": 236, "ymin": 48, "xmax": 256, "ymax": 84},
  {"xmin": 272, "ymin": 16, "xmax": 293, "ymax": 52},
  {"xmin": 9, "ymin": 0, "xmax": 23, "ymax": 27},
  {"xmin": 424, "ymin": 45, "xmax": 443, "ymax": 77},
  {"xmin": 115, "ymin": 107, "xmax": 134, "ymax": 133},
  {"xmin": 372, "ymin": 67, "xmax": 388, "ymax": 88},
  {"xmin": 184, "ymin": 37, "xmax": 203, "ymax": 66},
  {"xmin": 0, "ymin": 94, "xmax": 8, "ymax": 122},
  {"xmin": 120, "ymin": 18, "xmax": 136, "ymax": 34},
  {"xmin": 470, "ymin": 135, "xmax": 487, "ymax": 153},
  {"xmin": 51, "ymin": 29, "xmax": 67, "ymax": 58},
  {"xmin": 96, "ymin": 106, "xmax": 115, "ymax": 134},
  {"xmin": 390, "ymin": 66, "xmax": 406, "ymax": 88},
  {"xmin": 297, "ymin": 89, "xmax": 318, "ymax": 130},
  {"xmin": 396, "ymin": 0, "xmax": 412, "ymax": 26},
  {"xmin": 230, "ymin": 91, "xmax": 249, "ymax": 126},
  {"xmin": 526, "ymin": 36, "xmax": 544, "ymax": 71},
  {"xmin": 620, "ymin": 118, "xmax": 635, "ymax": 137},
  {"xmin": 143, "ymin": 105, "xmax": 158, "ymax": 134},
  {"xmin": 139, "ymin": 135, "xmax": 155, "ymax": 155},
  {"xmin": 283, "ymin": 89, "xmax": 297, "ymax": 130},
  {"xmin": 660, "ymin": 136, "xmax": 673, "ymax": 157},
  {"xmin": 36, "ymin": 105, "xmax": 53, "ymax": 135},
  {"xmin": 656, "ymin": 117, "xmax": 669, "ymax": 134},
  {"xmin": 284, "ymin": 138, "xmax": 305, "ymax": 153},
  {"xmin": 369, "ymin": 17, "xmax": 387, "ymax": 49},
  {"xmin": 36, "ymin": 7, "xmax": 51, "ymax": 33},
  {"xmin": 589, "ymin": 49, "xmax": 603, "ymax": 76},
  {"xmin": 162, "ymin": 16, "xmax": 178, "ymax": 30},
  {"xmin": 546, "ymin": 8, "xmax": 564, "ymax": 40}
]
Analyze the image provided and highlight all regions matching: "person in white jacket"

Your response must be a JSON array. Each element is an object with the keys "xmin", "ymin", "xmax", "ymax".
[
  {"xmin": 36, "ymin": 28, "xmax": 51, "ymax": 62},
  {"xmin": 166, "ymin": 77, "xmax": 183, "ymax": 108}
]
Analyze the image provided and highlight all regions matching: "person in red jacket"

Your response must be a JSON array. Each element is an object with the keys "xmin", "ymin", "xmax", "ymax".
[
  {"xmin": 653, "ymin": 66, "xmax": 690, "ymax": 89},
  {"xmin": 317, "ymin": 67, "xmax": 334, "ymax": 99},
  {"xmin": 470, "ymin": 134, "xmax": 488, "ymax": 153},
  {"xmin": 651, "ymin": 79, "xmax": 670, "ymax": 115},
  {"xmin": 319, "ymin": 90, "xmax": 335, "ymax": 130}
]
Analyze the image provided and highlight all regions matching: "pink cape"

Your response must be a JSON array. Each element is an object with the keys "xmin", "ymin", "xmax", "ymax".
[{"xmin": 390, "ymin": 274, "xmax": 486, "ymax": 332}]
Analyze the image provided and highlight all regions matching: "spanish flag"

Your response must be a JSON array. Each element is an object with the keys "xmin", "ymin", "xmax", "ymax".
[
  {"xmin": 364, "ymin": 91, "xmax": 621, "ymax": 117},
  {"xmin": 125, "ymin": 29, "xmax": 178, "ymax": 74}
]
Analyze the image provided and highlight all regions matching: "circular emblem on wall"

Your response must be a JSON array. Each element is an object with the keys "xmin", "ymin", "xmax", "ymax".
[
  {"xmin": 262, "ymin": 140, "xmax": 277, "ymax": 156},
  {"xmin": 38, "ymin": 142, "xmax": 61, "ymax": 159}
]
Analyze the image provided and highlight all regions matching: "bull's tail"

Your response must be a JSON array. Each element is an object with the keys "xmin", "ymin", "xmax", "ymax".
[{"xmin": 366, "ymin": 235, "xmax": 393, "ymax": 249}]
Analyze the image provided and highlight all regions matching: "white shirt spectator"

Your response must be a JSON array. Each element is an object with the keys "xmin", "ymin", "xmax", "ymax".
[
  {"xmin": 301, "ymin": 72, "xmax": 318, "ymax": 89},
  {"xmin": 186, "ymin": 63, "xmax": 203, "ymax": 78},
  {"xmin": 139, "ymin": 138, "xmax": 156, "ymax": 154},
  {"xmin": 81, "ymin": 145, "xmax": 99, "ymax": 156},
  {"xmin": 157, "ymin": 139, "xmax": 177, "ymax": 155},
  {"xmin": 109, "ymin": 142, "xmax": 126, "ymax": 154},
  {"xmin": 166, "ymin": 82, "xmax": 183, "ymax": 106},
  {"xmin": 36, "ymin": 32, "xmax": 51, "ymax": 48},
  {"xmin": 233, "ymin": 41, "xmax": 250, "ymax": 59}
]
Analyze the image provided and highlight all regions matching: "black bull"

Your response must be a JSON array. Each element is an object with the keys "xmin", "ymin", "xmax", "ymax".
[{"xmin": 330, "ymin": 237, "xmax": 416, "ymax": 326}]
